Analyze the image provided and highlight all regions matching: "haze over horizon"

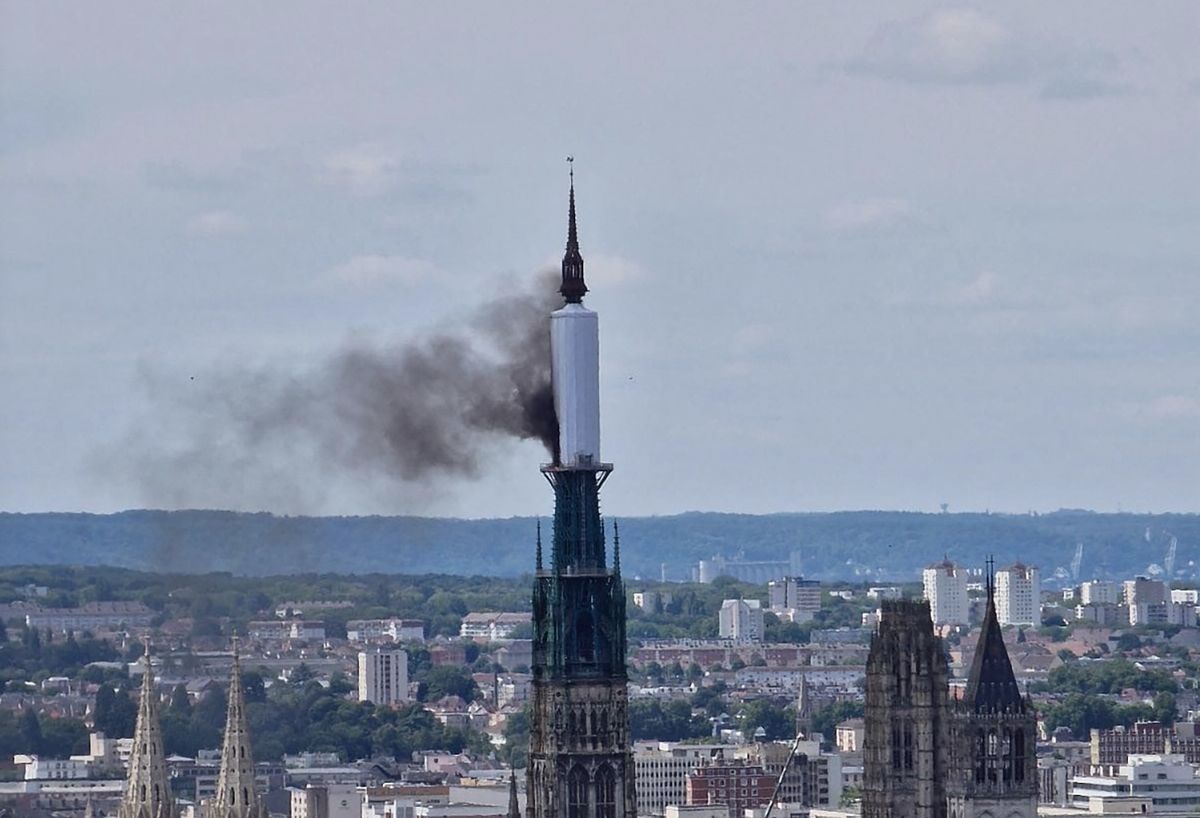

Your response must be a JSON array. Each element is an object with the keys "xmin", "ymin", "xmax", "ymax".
[{"xmin": 2, "ymin": 3, "xmax": 1198, "ymax": 519}]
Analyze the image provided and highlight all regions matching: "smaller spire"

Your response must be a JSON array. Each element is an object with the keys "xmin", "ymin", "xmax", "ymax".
[{"xmin": 507, "ymin": 770, "xmax": 520, "ymax": 818}]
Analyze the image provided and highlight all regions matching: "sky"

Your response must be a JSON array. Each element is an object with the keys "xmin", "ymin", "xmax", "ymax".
[{"xmin": 1, "ymin": 2, "xmax": 1198, "ymax": 519}]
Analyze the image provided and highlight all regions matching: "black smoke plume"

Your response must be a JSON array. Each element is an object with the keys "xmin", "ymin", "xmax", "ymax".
[{"xmin": 109, "ymin": 272, "xmax": 561, "ymax": 512}]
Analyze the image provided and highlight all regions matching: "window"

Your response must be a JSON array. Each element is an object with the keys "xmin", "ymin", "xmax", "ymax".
[
  {"xmin": 568, "ymin": 766, "xmax": 589, "ymax": 818},
  {"xmin": 596, "ymin": 765, "xmax": 617, "ymax": 818}
]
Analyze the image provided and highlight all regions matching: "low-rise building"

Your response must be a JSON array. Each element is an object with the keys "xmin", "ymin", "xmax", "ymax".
[
  {"xmin": 459, "ymin": 613, "xmax": 531, "ymax": 641},
  {"xmin": 347, "ymin": 618, "xmax": 426, "ymax": 643},
  {"xmin": 634, "ymin": 742, "xmax": 735, "ymax": 816},
  {"xmin": 1071, "ymin": 754, "xmax": 1200, "ymax": 813}
]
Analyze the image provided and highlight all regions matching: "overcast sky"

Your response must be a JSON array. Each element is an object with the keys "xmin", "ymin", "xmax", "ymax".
[{"xmin": 1, "ymin": 2, "xmax": 1198, "ymax": 518}]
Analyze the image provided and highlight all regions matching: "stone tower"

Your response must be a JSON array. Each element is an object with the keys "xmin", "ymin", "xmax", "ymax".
[
  {"xmin": 862, "ymin": 600, "xmax": 949, "ymax": 818},
  {"xmin": 209, "ymin": 643, "xmax": 266, "ymax": 818},
  {"xmin": 947, "ymin": 563, "xmax": 1038, "ymax": 818},
  {"xmin": 118, "ymin": 645, "xmax": 176, "ymax": 818},
  {"xmin": 527, "ymin": 173, "xmax": 636, "ymax": 818}
]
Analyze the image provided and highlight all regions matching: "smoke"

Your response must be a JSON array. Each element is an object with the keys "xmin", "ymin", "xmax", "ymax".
[{"xmin": 107, "ymin": 271, "xmax": 561, "ymax": 512}]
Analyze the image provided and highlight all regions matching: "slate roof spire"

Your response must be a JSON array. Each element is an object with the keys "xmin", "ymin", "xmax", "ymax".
[{"xmin": 965, "ymin": 556, "xmax": 1026, "ymax": 713}]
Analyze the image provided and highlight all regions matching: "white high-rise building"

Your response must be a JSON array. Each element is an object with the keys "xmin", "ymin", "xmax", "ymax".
[
  {"xmin": 357, "ymin": 647, "xmax": 409, "ymax": 705},
  {"xmin": 922, "ymin": 560, "xmax": 969, "ymax": 626},
  {"xmin": 718, "ymin": 599, "xmax": 764, "ymax": 642},
  {"xmin": 1079, "ymin": 580, "xmax": 1120, "ymax": 606},
  {"xmin": 995, "ymin": 563, "xmax": 1041, "ymax": 627}
]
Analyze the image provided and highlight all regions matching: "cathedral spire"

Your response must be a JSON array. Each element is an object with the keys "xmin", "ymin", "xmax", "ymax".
[
  {"xmin": 210, "ymin": 636, "xmax": 265, "ymax": 818},
  {"xmin": 965, "ymin": 556, "xmax": 1024, "ymax": 714},
  {"xmin": 507, "ymin": 770, "xmax": 520, "ymax": 818},
  {"xmin": 560, "ymin": 157, "xmax": 587, "ymax": 304},
  {"xmin": 118, "ymin": 640, "xmax": 175, "ymax": 818}
]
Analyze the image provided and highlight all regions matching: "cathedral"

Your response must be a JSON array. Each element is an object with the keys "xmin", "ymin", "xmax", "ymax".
[
  {"xmin": 862, "ymin": 563, "xmax": 1036, "ymax": 818},
  {"xmin": 524, "ymin": 175, "xmax": 637, "ymax": 818}
]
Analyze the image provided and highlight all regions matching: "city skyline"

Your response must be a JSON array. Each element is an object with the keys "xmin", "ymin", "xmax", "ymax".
[{"xmin": 3, "ymin": 3, "xmax": 1198, "ymax": 519}]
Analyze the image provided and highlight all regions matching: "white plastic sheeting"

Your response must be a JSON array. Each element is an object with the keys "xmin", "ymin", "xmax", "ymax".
[{"xmin": 550, "ymin": 303, "xmax": 600, "ymax": 467}]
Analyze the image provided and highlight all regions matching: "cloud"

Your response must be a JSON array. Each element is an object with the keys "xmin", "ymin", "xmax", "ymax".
[
  {"xmin": 185, "ymin": 210, "xmax": 245, "ymax": 237},
  {"xmin": 823, "ymin": 197, "xmax": 913, "ymax": 232},
  {"xmin": 844, "ymin": 8, "xmax": 1123, "ymax": 99},
  {"xmin": 322, "ymin": 144, "xmax": 400, "ymax": 196},
  {"xmin": 327, "ymin": 254, "xmax": 441, "ymax": 286}
]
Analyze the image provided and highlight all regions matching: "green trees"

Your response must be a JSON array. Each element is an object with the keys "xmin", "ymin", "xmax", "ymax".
[
  {"xmin": 628, "ymin": 700, "xmax": 708, "ymax": 741},
  {"xmin": 93, "ymin": 684, "xmax": 137, "ymax": 737}
]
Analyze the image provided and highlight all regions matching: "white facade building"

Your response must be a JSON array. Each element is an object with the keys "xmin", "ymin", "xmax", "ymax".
[
  {"xmin": 922, "ymin": 560, "xmax": 969, "ymax": 626},
  {"xmin": 1079, "ymin": 580, "xmax": 1121, "ymax": 606},
  {"xmin": 358, "ymin": 648, "xmax": 410, "ymax": 706},
  {"xmin": 1070, "ymin": 754, "xmax": 1200, "ymax": 814},
  {"xmin": 718, "ymin": 599, "xmax": 764, "ymax": 643},
  {"xmin": 634, "ymin": 742, "xmax": 735, "ymax": 816},
  {"xmin": 1172, "ymin": 589, "xmax": 1200, "ymax": 604},
  {"xmin": 459, "ymin": 612, "xmax": 532, "ymax": 641},
  {"xmin": 995, "ymin": 563, "xmax": 1040, "ymax": 627}
]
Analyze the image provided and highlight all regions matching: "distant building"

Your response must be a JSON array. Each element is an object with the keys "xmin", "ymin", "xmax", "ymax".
[
  {"xmin": 634, "ymin": 742, "xmax": 735, "ymax": 816},
  {"xmin": 25, "ymin": 601, "xmax": 153, "ymax": 632},
  {"xmin": 738, "ymin": 740, "xmax": 842, "ymax": 808},
  {"xmin": 459, "ymin": 612, "xmax": 531, "ymax": 641},
  {"xmin": 767, "ymin": 578, "xmax": 821, "ymax": 623},
  {"xmin": 1172, "ymin": 589, "xmax": 1200, "ymax": 604},
  {"xmin": 1079, "ymin": 580, "xmax": 1121, "ymax": 606},
  {"xmin": 1090, "ymin": 722, "xmax": 1200, "ymax": 767},
  {"xmin": 866, "ymin": 587, "xmax": 901, "ymax": 601},
  {"xmin": 995, "ymin": 563, "xmax": 1040, "ymax": 627},
  {"xmin": 1074, "ymin": 603, "xmax": 1123, "ymax": 626},
  {"xmin": 358, "ymin": 648, "xmax": 410, "ymax": 706},
  {"xmin": 347, "ymin": 618, "xmax": 426, "ymax": 643},
  {"xmin": 835, "ymin": 720, "xmax": 865, "ymax": 753},
  {"xmin": 1070, "ymin": 754, "xmax": 1200, "ymax": 813},
  {"xmin": 718, "ymin": 599, "xmax": 764, "ymax": 643},
  {"xmin": 686, "ymin": 759, "xmax": 774, "ymax": 816},
  {"xmin": 247, "ymin": 620, "xmax": 325, "ymax": 642},
  {"xmin": 633, "ymin": 591, "xmax": 674, "ymax": 613},
  {"xmin": 1124, "ymin": 576, "xmax": 1168, "ymax": 607},
  {"xmin": 922, "ymin": 560, "xmax": 969, "ymax": 626},
  {"xmin": 696, "ymin": 555, "xmax": 796, "ymax": 585}
]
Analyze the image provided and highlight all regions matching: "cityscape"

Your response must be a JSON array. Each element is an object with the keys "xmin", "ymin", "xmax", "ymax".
[{"xmin": 2, "ymin": 4, "xmax": 1198, "ymax": 818}]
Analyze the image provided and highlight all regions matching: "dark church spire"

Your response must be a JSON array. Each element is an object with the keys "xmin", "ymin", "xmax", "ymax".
[
  {"xmin": 965, "ymin": 556, "xmax": 1025, "ymax": 713},
  {"xmin": 560, "ymin": 157, "xmax": 587, "ymax": 303}
]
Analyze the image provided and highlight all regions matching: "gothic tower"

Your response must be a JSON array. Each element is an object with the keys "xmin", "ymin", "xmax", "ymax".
[
  {"xmin": 527, "ymin": 170, "xmax": 636, "ymax": 818},
  {"xmin": 118, "ymin": 644, "xmax": 176, "ymax": 818},
  {"xmin": 209, "ymin": 642, "xmax": 266, "ymax": 818},
  {"xmin": 862, "ymin": 600, "xmax": 949, "ymax": 818},
  {"xmin": 947, "ymin": 561, "xmax": 1038, "ymax": 818}
]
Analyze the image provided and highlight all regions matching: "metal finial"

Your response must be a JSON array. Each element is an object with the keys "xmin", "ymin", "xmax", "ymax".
[{"xmin": 567, "ymin": 155, "xmax": 574, "ymax": 183}]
